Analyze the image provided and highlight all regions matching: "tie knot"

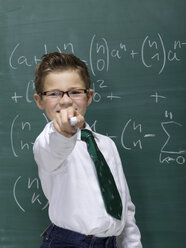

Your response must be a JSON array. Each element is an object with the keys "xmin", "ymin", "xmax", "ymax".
[{"xmin": 81, "ymin": 129, "xmax": 93, "ymax": 141}]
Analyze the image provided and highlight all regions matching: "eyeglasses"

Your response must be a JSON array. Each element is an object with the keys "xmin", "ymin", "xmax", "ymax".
[{"xmin": 39, "ymin": 89, "xmax": 88, "ymax": 100}]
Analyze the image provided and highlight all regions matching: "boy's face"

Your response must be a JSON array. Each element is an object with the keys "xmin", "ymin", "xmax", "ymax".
[{"xmin": 34, "ymin": 70, "xmax": 94, "ymax": 121}]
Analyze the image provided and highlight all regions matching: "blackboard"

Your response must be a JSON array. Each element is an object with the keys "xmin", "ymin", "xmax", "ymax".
[{"xmin": 0, "ymin": 0, "xmax": 186, "ymax": 247}]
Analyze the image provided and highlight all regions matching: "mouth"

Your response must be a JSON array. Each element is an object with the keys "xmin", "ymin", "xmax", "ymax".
[{"xmin": 56, "ymin": 107, "xmax": 78, "ymax": 113}]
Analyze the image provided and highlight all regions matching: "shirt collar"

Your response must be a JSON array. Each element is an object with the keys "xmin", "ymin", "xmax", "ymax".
[{"xmin": 77, "ymin": 123, "xmax": 97, "ymax": 141}]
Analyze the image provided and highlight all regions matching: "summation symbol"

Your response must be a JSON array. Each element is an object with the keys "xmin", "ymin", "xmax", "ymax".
[{"xmin": 159, "ymin": 111, "xmax": 185, "ymax": 165}]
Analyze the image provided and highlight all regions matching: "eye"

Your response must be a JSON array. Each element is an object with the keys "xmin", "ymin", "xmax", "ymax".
[
  {"xmin": 69, "ymin": 90, "xmax": 82, "ymax": 95},
  {"xmin": 47, "ymin": 91, "xmax": 60, "ymax": 97}
]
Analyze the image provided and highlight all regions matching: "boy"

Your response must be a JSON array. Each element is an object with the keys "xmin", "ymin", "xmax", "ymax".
[{"xmin": 33, "ymin": 52, "xmax": 142, "ymax": 248}]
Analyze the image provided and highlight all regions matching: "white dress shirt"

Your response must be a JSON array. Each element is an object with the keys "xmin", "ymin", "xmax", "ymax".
[{"xmin": 33, "ymin": 122, "xmax": 142, "ymax": 248}]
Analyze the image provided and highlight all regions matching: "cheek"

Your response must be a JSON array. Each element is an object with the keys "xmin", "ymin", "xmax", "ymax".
[
  {"xmin": 74, "ymin": 100, "xmax": 88, "ymax": 114},
  {"xmin": 45, "ymin": 104, "xmax": 54, "ymax": 112},
  {"xmin": 75, "ymin": 99, "xmax": 87, "ymax": 108},
  {"xmin": 44, "ymin": 102, "xmax": 57, "ymax": 119}
]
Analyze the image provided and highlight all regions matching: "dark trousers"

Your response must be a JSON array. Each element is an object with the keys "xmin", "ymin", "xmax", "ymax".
[{"xmin": 40, "ymin": 224, "xmax": 117, "ymax": 248}]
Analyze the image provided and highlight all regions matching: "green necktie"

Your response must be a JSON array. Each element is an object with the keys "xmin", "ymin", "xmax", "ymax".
[{"xmin": 81, "ymin": 129, "xmax": 123, "ymax": 220}]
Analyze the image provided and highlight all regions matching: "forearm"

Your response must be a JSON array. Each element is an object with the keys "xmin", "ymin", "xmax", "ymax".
[{"xmin": 33, "ymin": 122, "xmax": 77, "ymax": 172}]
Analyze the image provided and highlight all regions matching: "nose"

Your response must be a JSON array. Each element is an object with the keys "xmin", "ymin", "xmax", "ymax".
[{"xmin": 58, "ymin": 92, "xmax": 73, "ymax": 106}]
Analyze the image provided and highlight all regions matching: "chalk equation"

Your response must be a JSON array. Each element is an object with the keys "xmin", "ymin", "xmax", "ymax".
[
  {"xmin": 121, "ymin": 118, "xmax": 185, "ymax": 165},
  {"xmin": 10, "ymin": 77, "xmax": 121, "ymax": 104},
  {"xmin": 91, "ymin": 114, "xmax": 185, "ymax": 166},
  {"xmin": 8, "ymin": 33, "xmax": 185, "ymax": 214},
  {"xmin": 8, "ymin": 33, "xmax": 186, "ymax": 75},
  {"xmin": 11, "ymin": 80, "xmax": 35, "ymax": 104},
  {"xmin": 13, "ymin": 176, "xmax": 48, "ymax": 212},
  {"xmin": 9, "ymin": 42, "xmax": 74, "ymax": 70},
  {"xmin": 90, "ymin": 100, "xmax": 185, "ymax": 166},
  {"xmin": 90, "ymin": 33, "xmax": 186, "ymax": 75},
  {"xmin": 159, "ymin": 121, "xmax": 185, "ymax": 165},
  {"xmin": 10, "ymin": 113, "xmax": 48, "ymax": 157},
  {"xmin": 120, "ymin": 92, "xmax": 185, "ymax": 165},
  {"xmin": 10, "ymin": 92, "xmax": 185, "ymax": 166}
]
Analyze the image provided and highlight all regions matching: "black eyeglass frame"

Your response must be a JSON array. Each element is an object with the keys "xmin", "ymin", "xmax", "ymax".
[{"xmin": 39, "ymin": 89, "xmax": 88, "ymax": 98}]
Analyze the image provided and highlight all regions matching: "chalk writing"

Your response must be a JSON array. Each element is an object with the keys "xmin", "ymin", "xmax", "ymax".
[
  {"xmin": 10, "ymin": 115, "xmax": 33, "ymax": 157},
  {"xmin": 26, "ymin": 80, "xmax": 35, "ymax": 103},
  {"xmin": 9, "ymin": 43, "xmax": 74, "ymax": 69},
  {"xmin": 89, "ymin": 34, "xmax": 109, "ymax": 76},
  {"xmin": 159, "ymin": 121, "xmax": 185, "ymax": 165},
  {"xmin": 92, "ymin": 79, "xmax": 120, "ymax": 102},
  {"xmin": 141, "ymin": 33, "xmax": 184, "ymax": 74},
  {"xmin": 8, "ymin": 33, "xmax": 185, "ymax": 214},
  {"xmin": 11, "ymin": 92, "xmax": 23, "ymax": 103},
  {"xmin": 10, "ymin": 114, "xmax": 47, "ymax": 157},
  {"xmin": 13, "ymin": 176, "xmax": 48, "ymax": 212},
  {"xmin": 121, "ymin": 119, "xmax": 156, "ymax": 150},
  {"xmin": 9, "ymin": 33, "xmax": 186, "ymax": 74},
  {"xmin": 11, "ymin": 80, "xmax": 35, "ymax": 104},
  {"xmin": 121, "ymin": 92, "xmax": 185, "ymax": 165},
  {"xmin": 150, "ymin": 92, "xmax": 166, "ymax": 103},
  {"xmin": 88, "ymin": 33, "xmax": 185, "ymax": 76}
]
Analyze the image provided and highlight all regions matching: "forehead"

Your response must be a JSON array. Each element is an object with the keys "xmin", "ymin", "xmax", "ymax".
[{"xmin": 43, "ymin": 70, "xmax": 86, "ymax": 90}]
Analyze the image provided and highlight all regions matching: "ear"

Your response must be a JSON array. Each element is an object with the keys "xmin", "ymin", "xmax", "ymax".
[
  {"xmin": 87, "ymin": 89, "xmax": 94, "ymax": 106},
  {"xmin": 33, "ymin": 93, "xmax": 45, "ymax": 110}
]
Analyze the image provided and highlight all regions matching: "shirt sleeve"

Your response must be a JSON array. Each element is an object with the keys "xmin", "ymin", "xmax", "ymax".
[
  {"xmin": 33, "ymin": 122, "xmax": 78, "ymax": 173},
  {"xmin": 110, "ymin": 140, "xmax": 143, "ymax": 248},
  {"xmin": 116, "ymin": 187, "xmax": 143, "ymax": 248}
]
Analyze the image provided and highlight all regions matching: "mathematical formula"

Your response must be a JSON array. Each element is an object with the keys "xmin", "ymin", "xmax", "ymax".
[
  {"xmin": 10, "ymin": 92, "xmax": 185, "ymax": 166},
  {"xmin": 13, "ymin": 176, "xmax": 48, "ymax": 212},
  {"xmin": 8, "ymin": 33, "xmax": 185, "ymax": 213},
  {"xmin": 9, "ymin": 33, "xmax": 186, "ymax": 75},
  {"xmin": 121, "ymin": 118, "xmax": 185, "ymax": 165},
  {"xmin": 119, "ymin": 92, "xmax": 185, "ymax": 165}
]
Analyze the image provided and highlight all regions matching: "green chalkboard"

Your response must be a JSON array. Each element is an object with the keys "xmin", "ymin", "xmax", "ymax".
[{"xmin": 0, "ymin": 0, "xmax": 186, "ymax": 247}]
